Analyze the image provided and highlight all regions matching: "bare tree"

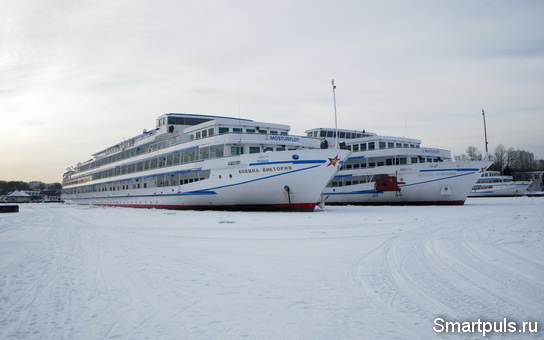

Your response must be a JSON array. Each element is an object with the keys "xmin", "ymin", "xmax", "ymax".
[
  {"xmin": 466, "ymin": 146, "xmax": 482, "ymax": 161},
  {"xmin": 493, "ymin": 144, "xmax": 507, "ymax": 173},
  {"xmin": 454, "ymin": 154, "xmax": 468, "ymax": 161}
]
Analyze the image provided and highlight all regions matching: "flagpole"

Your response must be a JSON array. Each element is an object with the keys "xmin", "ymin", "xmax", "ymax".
[
  {"xmin": 332, "ymin": 79, "xmax": 338, "ymax": 148},
  {"xmin": 482, "ymin": 109, "xmax": 489, "ymax": 154}
]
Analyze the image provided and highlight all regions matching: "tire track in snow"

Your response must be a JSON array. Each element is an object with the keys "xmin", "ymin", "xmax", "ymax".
[
  {"xmin": 350, "ymin": 207, "xmax": 544, "ymax": 337},
  {"xmin": 0, "ymin": 204, "xmax": 87, "ymax": 339}
]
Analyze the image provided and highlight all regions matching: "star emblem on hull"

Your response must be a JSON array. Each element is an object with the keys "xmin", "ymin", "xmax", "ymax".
[{"xmin": 327, "ymin": 155, "xmax": 341, "ymax": 167}]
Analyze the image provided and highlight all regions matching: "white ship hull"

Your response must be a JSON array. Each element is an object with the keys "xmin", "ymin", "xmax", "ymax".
[
  {"xmin": 322, "ymin": 161, "xmax": 491, "ymax": 205},
  {"xmin": 63, "ymin": 149, "xmax": 350, "ymax": 211},
  {"xmin": 469, "ymin": 182, "xmax": 532, "ymax": 197}
]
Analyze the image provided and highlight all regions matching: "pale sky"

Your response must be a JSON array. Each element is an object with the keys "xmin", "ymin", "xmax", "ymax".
[{"xmin": 2, "ymin": 0, "xmax": 543, "ymax": 183}]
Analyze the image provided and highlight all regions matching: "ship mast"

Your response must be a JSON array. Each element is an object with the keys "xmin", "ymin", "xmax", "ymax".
[
  {"xmin": 482, "ymin": 109, "xmax": 489, "ymax": 154},
  {"xmin": 332, "ymin": 79, "xmax": 338, "ymax": 148}
]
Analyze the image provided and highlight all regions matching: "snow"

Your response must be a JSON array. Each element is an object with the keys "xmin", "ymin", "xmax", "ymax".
[{"xmin": 1, "ymin": 198, "xmax": 543, "ymax": 339}]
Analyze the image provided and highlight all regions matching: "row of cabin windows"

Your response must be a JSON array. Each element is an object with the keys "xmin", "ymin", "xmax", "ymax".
[
  {"xmin": 217, "ymin": 127, "xmax": 288, "ymax": 135},
  {"xmin": 478, "ymin": 179, "xmax": 509, "ymax": 183},
  {"xmin": 66, "ymin": 144, "xmax": 295, "ymax": 186},
  {"xmin": 70, "ymin": 146, "xmax": 223, "ymax": 184},
  {"xmin": 341, "ymin": 157, "xmax": 443, "ymax": 170},
  {"xmin": 307, "ymin": 131, "xmax": 369, "ymax": 139},
  {"xmin": 63, "ymin": 171, "xmax": 211, "ymax": 195},
  {"xmin": 77, "ymin": 127, "xmax": 289, "ymax": 174},
  {"xmin": 76, "ymin": 138, "xmax": 187, "ymax": 174},
  {"xmin": 348, "ymin": 141, "xmax": 418, "ymax": 152},
  {"xmin": 329, "ymin": 175, "xmax": 382, "ymax": 187}
]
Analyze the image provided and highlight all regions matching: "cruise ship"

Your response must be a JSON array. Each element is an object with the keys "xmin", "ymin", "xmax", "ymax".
[
  {"xmin": 305, "ymin": 128, "xmax": 492, "ymax": 205},
  {"xmin": 469, "ymin": 171, "xmax": 532, "ymax": 197},
  {"xmin": 61, "ymin": 114, "xmax": 350, "ymax": 211}
]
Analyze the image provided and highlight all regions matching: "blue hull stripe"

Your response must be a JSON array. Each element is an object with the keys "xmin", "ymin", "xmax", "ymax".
[
  {"xmin": 249, "ymin": 160, "xmax": 326, "ymax": 166},
  {"xmin": 69, "ymin": 164, "xmax": 321, "ymax": 200},
  {"xmin": 419, "ymin": 168, "xmax": 479, "ymax": 172}
]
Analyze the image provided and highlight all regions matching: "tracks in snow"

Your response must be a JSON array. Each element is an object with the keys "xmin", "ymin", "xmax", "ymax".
[{"xmin": 349, "ymin": 206, "xmax": 544, "ymax": 337}]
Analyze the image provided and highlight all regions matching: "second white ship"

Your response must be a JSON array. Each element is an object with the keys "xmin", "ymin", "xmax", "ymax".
[{"xmin": 306, "ymin": 128, "xmax": 491, "ymax": 205}]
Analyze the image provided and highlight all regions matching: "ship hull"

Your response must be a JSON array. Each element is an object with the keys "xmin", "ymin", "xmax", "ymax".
[
  {"xmin": 469, "ymin": 182, "xmax": 532, "ymax": 197},
  {"xmin": 62, "ymin": 149, "xmax": 349, "ymax": 211},
  {"xmin": 322, "ymin": 161, "xmax": 491, "ymax": 206}
]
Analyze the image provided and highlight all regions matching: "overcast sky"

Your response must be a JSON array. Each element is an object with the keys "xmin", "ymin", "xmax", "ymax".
[{"xmin": 2, "ymin": 0, "xmax": 543, "ymax": 183}]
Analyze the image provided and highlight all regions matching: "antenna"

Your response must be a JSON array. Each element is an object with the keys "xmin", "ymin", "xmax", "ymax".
[
  {"xmin": 482, "ymin": 109, "xmax": 489, "ymax": 154},
  {"xmin": 332, "ymin": 79, "xmax": 338, "ymax": 148}
]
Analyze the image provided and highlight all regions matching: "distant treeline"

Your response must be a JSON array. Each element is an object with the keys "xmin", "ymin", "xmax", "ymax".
[
  {"xmin": 455, "ymin": 144, "xmax": 543, "ymax": 174},
  {"xmin": 0, "ymin": 181, "xmax": 62, "ymax": 196}
]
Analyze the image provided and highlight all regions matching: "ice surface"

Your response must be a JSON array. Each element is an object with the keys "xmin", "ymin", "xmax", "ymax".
[{"xmin": 1, "ymin": 198, "xmax": 543, "ymax": 339}]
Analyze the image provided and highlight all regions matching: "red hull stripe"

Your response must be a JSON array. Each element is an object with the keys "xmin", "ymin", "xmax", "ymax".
[
  {"xmin": 91, "ymin": 202, "xmax": 317, "ymax": 212},
  {"xmin": 325, "ymin": 200, "xmax": 466, "ymax": 206}
]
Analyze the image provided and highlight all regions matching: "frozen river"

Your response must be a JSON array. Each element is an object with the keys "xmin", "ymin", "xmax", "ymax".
[{"xmin": 1, "ymin": 197, "xmax": 542, "ymax": 339}]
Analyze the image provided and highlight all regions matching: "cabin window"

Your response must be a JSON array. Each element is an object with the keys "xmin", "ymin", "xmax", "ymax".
[
  {"xmin": 270, "ymin": 130, "xmax": 278, "ymax": 135},
  {"xmin": 263, "ymin": 147, "xmax": 273, "ymax": 152},
  {"xmin": 249, "ymin": 146, "xmax": 260, "ymax": 154},
  {"xmin": 399, "ymin": 158, "xmax": 407, "ymax": 165},
  {"xmin": 201, "ymin": 130, "xmax": 208, "ymax": 138},
  {"xmin": 196, "ymin": 131, "xmax": 201, "ymax": 139},
  {"xmin": 352, "ymin": 144, "xmax": 359, "ymax": 152},
  {"xmin": 368, "ymin": 142, "xmax": 375, "ymax": 150},
  {"xmin": 276, "ymin": 147, "xmax": 285, "ymax": 151},
  {"xmin": 246, "ymin": 128, "xmax": 256, "ymax": 133},
  {"xmin": 200, "ymin": 147, "xmax": 210, "ymax": 160},
  {"xmin": 173, "ymin": 153, "xmax": 181, "ymax": 164},
  {"xmin": 259, "ymin": 129, "xmax": 267, "ymax": 134},
  {"xmin": 219, "ymin": 127, "xmax": 229, "ymax": 134},
  {"xmin": 379, "ymin": 142, "xmax": 386, "ymax": 149},
  {"xmin": 184, "ymin": 150, "xmax": 197, "ymax": 162},
  {"xmin": 386, "ymin": 159, "xmax": 393, "ymax": 166},
  {"xmin": 360, "ymin": 143, "xmax": 367, "ymax": 151},
  {"xmin": 210, "ymin": 145, "xmax": 224, "ymax": 158},
  {"xmin": 231, "ymin": 146, "xmax": 243, "ymax": 156},
  {"xmin": 320, "ymin": 131, "xmax": 327, "ymax": 137},
  {"xmin": 368, "ymin": 162, "xmax": 375, "ymax": 167},
  {"xmin": 388, "ymin": 142, "xmax": 394, "ymax": 148},
  {"xmin": 233, "ymin": 128, "xmax": 242, "ymax": 133},
  {"xmin": 208, "ymin": 128, "xmax": 214, "ymax": 136}
]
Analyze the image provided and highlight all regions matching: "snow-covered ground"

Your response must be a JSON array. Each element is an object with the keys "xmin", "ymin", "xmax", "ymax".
[{"xmin": 1, "ymin": 198, "xmax": 543, "ymax": 339}]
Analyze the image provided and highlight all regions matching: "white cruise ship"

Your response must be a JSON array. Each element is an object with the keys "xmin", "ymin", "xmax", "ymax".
[
  {"xmin": 305, "ymin": 128, "xmax": 492, "ymax": 205},
  {"xmin": 469, "ymin": 171, "xmax": 532, "ymax": 197},
  {"xmin": 61, "ymin": 114, "xmax": 350, "ymax": 211}
]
